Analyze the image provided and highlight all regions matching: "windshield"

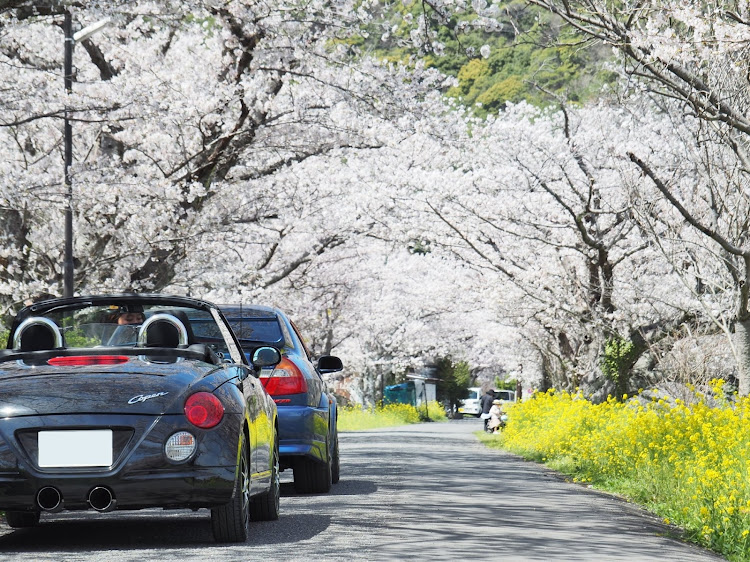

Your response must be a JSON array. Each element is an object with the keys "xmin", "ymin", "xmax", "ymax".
[{"xmin": 225, "ymin": 317, "xmax": 284, "ymax": 345}]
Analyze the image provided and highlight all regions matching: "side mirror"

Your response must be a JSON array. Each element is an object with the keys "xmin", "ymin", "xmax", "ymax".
[
  {"xmin": 317, "ymin": 355, "xmax": 343, "ymax": 374},
  {"xmin": 252, "ymin": 346, "xmax": 281, "ymax": 368}
]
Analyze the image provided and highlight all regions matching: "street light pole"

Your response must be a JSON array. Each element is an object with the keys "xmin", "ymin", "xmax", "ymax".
[
  {"xmin": 63, "ymin": 12, "xmax": 74, "ymax": 298},
  {"xmin": 62, "ymin": 14, "xmax": 111, "ymax": 298}
]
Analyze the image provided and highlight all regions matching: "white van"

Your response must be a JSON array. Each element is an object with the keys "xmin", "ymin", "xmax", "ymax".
[
  {"xmin": 495, "ymin": 389, "xmax": 517, "ymax": 405},
  {"xmin": 458, "ymin": 387, "xmax": 483, "ymax": 416},
  {"xmin": 459, "ymin": 387, "xmax": 517, "ymax": 417}
]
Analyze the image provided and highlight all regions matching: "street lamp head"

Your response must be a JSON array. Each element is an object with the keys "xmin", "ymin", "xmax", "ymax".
[{"xmin": 73, "ymin": 17, "xmax": 111, "ymax": 43}]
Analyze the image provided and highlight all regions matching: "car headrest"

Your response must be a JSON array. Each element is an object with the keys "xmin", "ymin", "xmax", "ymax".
[
  {"xmin": 13, "ymin": 317, "xmax": 63, "ymax": 352},
  {"xmin": 137, "ymin": 314, "xmax": 189, "ymax": 348}
]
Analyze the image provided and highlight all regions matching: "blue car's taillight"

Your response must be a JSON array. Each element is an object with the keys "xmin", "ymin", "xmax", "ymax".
[{"xmin": 260, "ymin": 358, "xmax": 308, "ymax": 395}]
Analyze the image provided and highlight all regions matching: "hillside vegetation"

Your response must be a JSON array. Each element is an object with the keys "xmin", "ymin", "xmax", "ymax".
[{"xmin": 364, "ymin": 0, "xmax": 615, "ymax": 115}]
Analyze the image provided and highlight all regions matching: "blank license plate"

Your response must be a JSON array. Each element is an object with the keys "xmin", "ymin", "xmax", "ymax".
[{"xmin": 38, "ymin": 430, "xmax": 113, "ymax": 468}]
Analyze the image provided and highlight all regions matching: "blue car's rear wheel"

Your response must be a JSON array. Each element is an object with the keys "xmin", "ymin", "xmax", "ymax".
[
  {"xmin": 293, "ymin": 438, "xmax": 332, "ymax": 494},
  {"xmin": 211, "ymin": 435, "xmax": 250, "ymax": 542}
]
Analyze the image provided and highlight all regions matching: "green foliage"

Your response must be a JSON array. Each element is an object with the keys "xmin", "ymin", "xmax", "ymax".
[
  {"xmin": 601, "ymin": 336, "xmax": 638, "ymax": 399},
  {"xmin": 444, "ymin": 27, "xmax": 614, "ymax": 115},
  {"xmin": 0, "ymin": 329, "xmax": 7, "ymax": 349},
  {"xmin": 61, "ymin": 329, "xmax": 100, "ymax": 348},
  {"xmin": 475, "ymin": 76, "xmax": 524, "ymax": 111},
  {"xmin": 434, "ymin": 357, "xmax": 472, "ymax": 411},
  {"xmin": 408, "ymin": 238, "xmax": 432, "ymax": 255},
  {"xmin": 183, "ymin": 13, "xmax": 220, "ymax": 35},
  {"xmin": 493, "ymin": 376, "xmax": 517, "ymax": 391},
  {"xmin": 363, "ymin": 1, "xmax": 616, "ymax": 115}
]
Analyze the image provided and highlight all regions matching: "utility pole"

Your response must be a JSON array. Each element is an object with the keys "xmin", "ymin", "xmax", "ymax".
[
  {"xmin": 63, "ymin": 11, "xmax": 74, "ymax": 298},
  {"xmin": 61, "ymin": 14, "xmax": 110, "ymax": 298}
]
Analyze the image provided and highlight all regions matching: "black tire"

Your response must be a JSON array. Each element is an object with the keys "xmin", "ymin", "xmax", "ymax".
[
  {"xmin": 5, "ymin": 511, "xmax": 40, "ymax": 528},
  {"xmin": 250, "ymin": 436, "xmax": 280, "ymax": 521},
  {"xmin": 293, "ymin": 443, "xmax": 332, "ymax": 494},
  {"xmin": 331, "ymin": 433, "xmax": 340, "ymax": 484},
  {"xmin": 211, "ymin": 435, "xmax": 250, "ymax": 543}
]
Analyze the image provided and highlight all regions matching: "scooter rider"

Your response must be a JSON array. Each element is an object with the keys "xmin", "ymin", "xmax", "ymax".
[{"xmin": 480, "ymin": 389, "xmax": 496, "ymax": 432}]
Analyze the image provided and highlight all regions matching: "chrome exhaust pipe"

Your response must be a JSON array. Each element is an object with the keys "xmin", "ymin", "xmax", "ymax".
[
  {"xmin": 88, "ymin": 486, "xmax": 116, "ymax": 512},
  {"xmin": 37, "ymin": 486, "xmax": 63, "ymax": 512}
]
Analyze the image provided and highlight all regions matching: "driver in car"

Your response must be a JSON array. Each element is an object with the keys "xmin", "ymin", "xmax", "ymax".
[
  {"xmin": 117, "ymin": 308, "xmax": 145, "ymax": 325},
  {"xmin": 106, "ymin": 305, "xmax": 146, "ymax": 345}
]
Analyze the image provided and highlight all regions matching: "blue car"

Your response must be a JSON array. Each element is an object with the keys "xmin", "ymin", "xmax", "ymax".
[{"xmin": 219, "ymin": 305, "xmax": 343, "ymax": 493}]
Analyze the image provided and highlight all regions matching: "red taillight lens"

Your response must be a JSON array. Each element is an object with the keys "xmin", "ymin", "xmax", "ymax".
[
  {"xmin": 260, "ymin": 358, "xmax": 308, "ymax": 396},
  {"xmin": 48, "ymin": 355, "xmax": 129, "ymax": 366},
  {"xmin": 184, "ymin": 392, "xmax": 224, "ymax": 429}
]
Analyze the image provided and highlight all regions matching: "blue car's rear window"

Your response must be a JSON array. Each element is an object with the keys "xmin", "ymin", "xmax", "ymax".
[{"xmin": 227, "ymin": 318, "xmax": 284, "ymax": 346}]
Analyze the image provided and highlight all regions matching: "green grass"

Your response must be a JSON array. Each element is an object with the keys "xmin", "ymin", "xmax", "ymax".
[{"xmin": 338, "ymin": 401, "xmax": 447, "ymax": 431}]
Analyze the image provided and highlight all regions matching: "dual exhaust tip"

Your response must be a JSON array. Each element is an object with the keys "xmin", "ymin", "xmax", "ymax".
[{"xmin": 36, "ymin": 486, "xmax": 116, "ymax": 513}]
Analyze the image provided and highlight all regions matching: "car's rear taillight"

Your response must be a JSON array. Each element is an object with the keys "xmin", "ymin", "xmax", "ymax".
[
  {"xmin": 48, "ymin": 355, "xmax": 129, "ymax": 366},
  {"xmin": 260, "ymin": 358, "xmax": 308, "ymax": 396},
  {"xmin": 184, "ymin": 392, "xmax": 224, "ymax": 428}
]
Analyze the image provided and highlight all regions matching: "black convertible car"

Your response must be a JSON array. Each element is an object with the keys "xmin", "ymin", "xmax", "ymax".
[{"xmin": 0, "ymin": 294, "xmax": 281, "ymax": 543}]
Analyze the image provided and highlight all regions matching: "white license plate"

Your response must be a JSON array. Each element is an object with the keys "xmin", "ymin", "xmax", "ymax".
[{"xmin": 38, "ymin": 430, "xmax": 113, "ymax": 468}]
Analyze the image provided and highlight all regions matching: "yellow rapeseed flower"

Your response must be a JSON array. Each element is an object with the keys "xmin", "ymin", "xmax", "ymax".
[{"xmin": 499, "ymin": 388, "xmax": 750, "ymax": 558}]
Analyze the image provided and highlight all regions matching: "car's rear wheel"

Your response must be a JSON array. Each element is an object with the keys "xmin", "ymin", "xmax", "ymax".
[
  {"xmin": 331, "ymin": 433, "xmax": 340, "ymax": 484},
  {"xmin": 5, "ymin": 510, "xmax": 40, "ymax": 528},
  {"xmin": 293, "ymin": 440, "xmax": 332, "ymax": 494},
  {"xmin": 211, "ymin": 434, "xmax": 250, "ymax": 543},
  {"xmin": 250, "ymin": 435, "xmax": 280, "ymax": 521}
]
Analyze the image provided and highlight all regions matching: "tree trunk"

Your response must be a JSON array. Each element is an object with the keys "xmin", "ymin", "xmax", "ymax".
[{"xmin": 734, "ymin": 320, "xmax": 750, "ymax": 396}]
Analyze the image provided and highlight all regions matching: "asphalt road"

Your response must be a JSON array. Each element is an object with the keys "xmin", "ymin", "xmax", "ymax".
[{"xmin": 0, "ymin": 419, "xmax": 726, "ymax": 561}]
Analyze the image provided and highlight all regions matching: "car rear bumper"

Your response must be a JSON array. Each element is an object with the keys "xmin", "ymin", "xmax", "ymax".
[
  {"xmin": 0, "ymin": 466, "xmax": 236, "ymax": 511},
  {"xmin": 458, "ymin": 406, "xmax": 481, "ymax": 415},
  {"xmin": 277, "ymin": 406, "xmax": 327, "ymax": 465},
  {"xmin": 0, "ymin": 412, "xmax": 244, "ymax": 512}
]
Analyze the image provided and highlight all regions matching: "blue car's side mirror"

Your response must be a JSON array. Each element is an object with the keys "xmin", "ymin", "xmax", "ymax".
[
  {"xmin": 252, "ymin": 346, "xmax": 281, "ymax": 368},
  {"xmin": 317, "ymin": 355, "xmax": 343, "ymax": 374}
]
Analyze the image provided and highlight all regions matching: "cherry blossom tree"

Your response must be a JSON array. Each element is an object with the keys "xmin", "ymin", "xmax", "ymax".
[
  {"xmin": 343, "ymin": 91, "xmax": 714, "ymax": 398},
  {"xmin": 0, "ymin": 2, "xmax": 520, "ymax": 396},
  {"xmin": 0, "ymin": 0, "xmax": 447, "ymax": 315},
  {"xmin": 619, "ymin": 99, "xmax": 749, "ymax": 392},
  {"xmin": 0, "ymin": 3, "xmax": 490, "ymax": 398},
  {"xmin": 381, "ymin": 0, "xmax": 750, "ymax": 394},
  {"xmin": 508, "ymin": 0, "xmax": 750, "ymax": 394}
]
